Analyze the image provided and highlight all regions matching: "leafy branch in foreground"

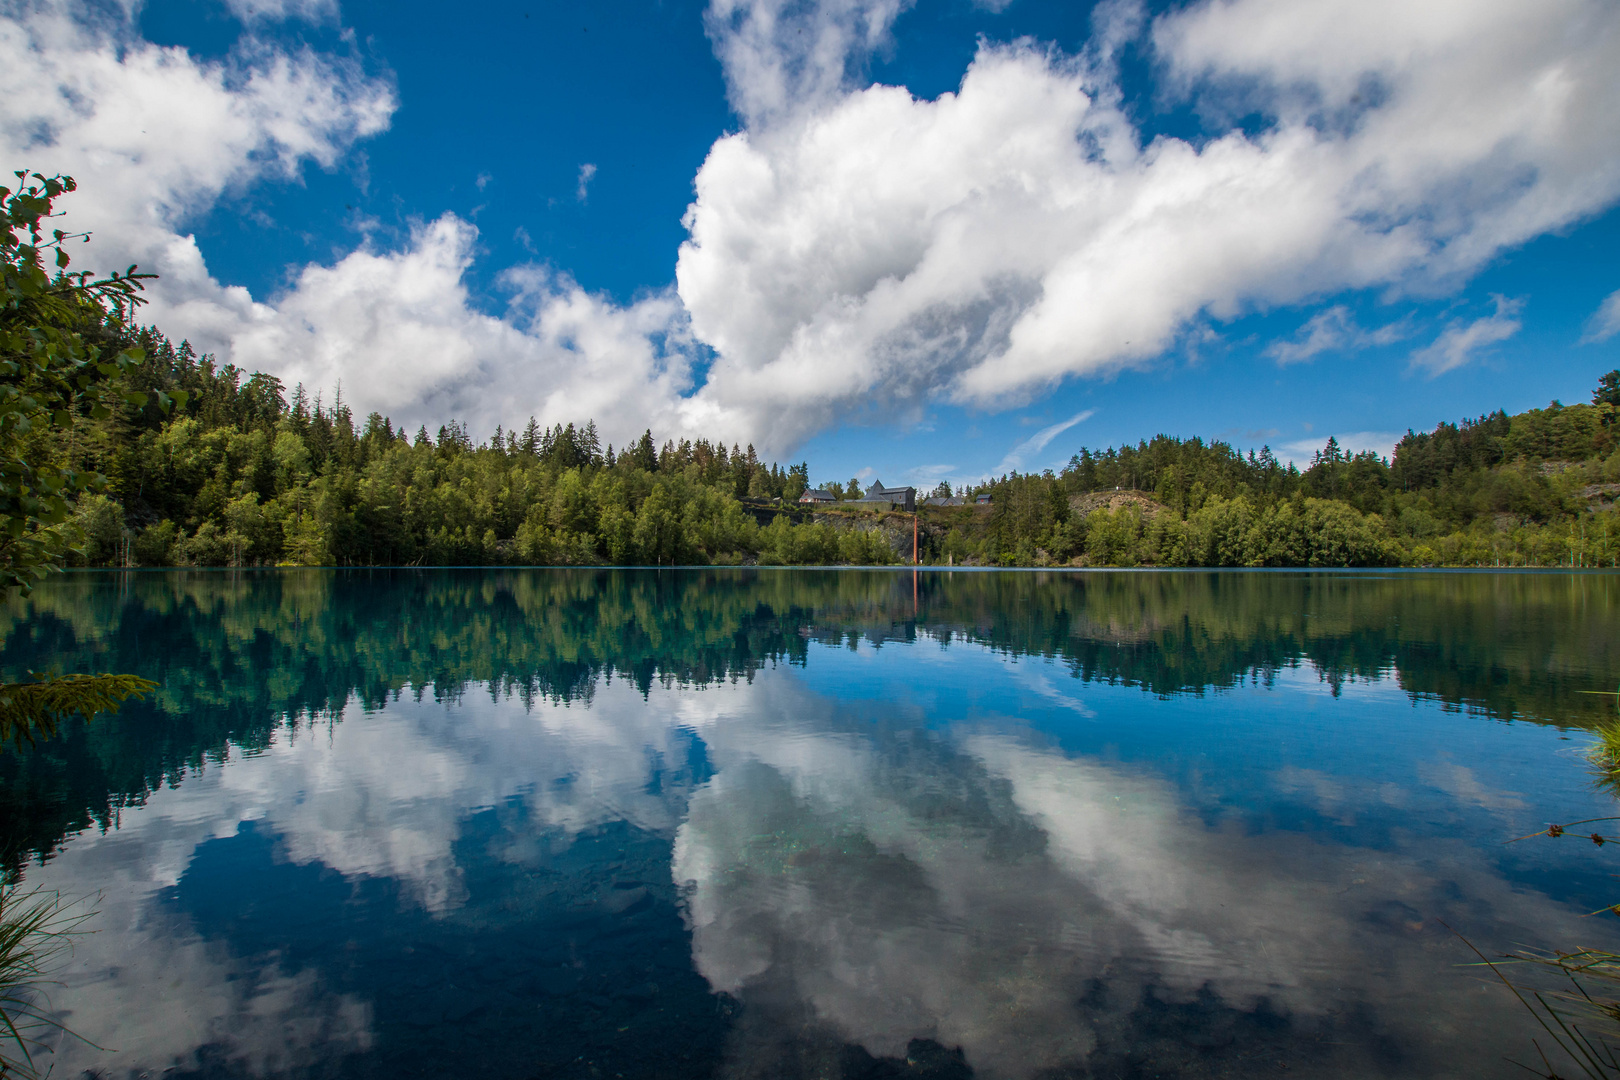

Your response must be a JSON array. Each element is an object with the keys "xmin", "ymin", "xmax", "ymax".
[
  {"xmin": 2, "ymin": 171, "xmax": 165, "ymax": 737},
  {"xmin": 0, "ymin": 886, "xmax": 97, "ymax": 1080},
  {"xmin": 1, "ymin": 170, "xmax": 166, "ymax": 1077},
  {"xmin": 1, "ymin": 170, "xmax": 182, "ymax": 594},
  {"xmin": 0, "ymin": 672, "xmax": 158, "ymax": 751}
]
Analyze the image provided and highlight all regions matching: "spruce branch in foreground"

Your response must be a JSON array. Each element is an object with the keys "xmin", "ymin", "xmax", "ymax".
[{"xmin": 0, "ymin": 671, "xmax": 158, "ymax": 751}]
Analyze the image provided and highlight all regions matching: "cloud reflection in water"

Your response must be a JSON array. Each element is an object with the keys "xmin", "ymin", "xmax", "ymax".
[
  {"xmin": 675, "ymin": 674, "xmax": 1612, "ymax": 1078},
  {"xmin": 17, "ymin": 654, "xmax": 1616, "ymax": 1079}
]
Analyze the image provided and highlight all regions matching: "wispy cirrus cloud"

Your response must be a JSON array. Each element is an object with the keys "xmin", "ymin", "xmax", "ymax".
[
  {"xmin": 222, "ymin": 0, "xmax": 340, "ymax": 23},
  {"xmin": 702, "ymin": 0, "xmax": 916, "ymax": 125},
  {"xmin": 1409, "ymin": 296, "xmax": 1524, "ymax": 376},
  {"xmin": 993, "ymin": 409, "xmax": 1095, "ymax": 475},
  {"xmin": 1276, "ymin": 430, "xmax": 1402, "ymax": 466},
  {"xmin": 1582, "ymin": 288, "xmax": 1620, "ymax": 344},
  {"xmin": 1265, "ymin": 305, "xmax": 1408, "ymax": 365},
  {"xmin": 899, "ymin": 463, "xmax": 958, "ymax": 489}
]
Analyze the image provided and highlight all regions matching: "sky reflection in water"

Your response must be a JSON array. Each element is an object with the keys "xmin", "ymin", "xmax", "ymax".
[{"xmin": 3, "ymin": 568, "xmax": 1619, "ymax": 1079}]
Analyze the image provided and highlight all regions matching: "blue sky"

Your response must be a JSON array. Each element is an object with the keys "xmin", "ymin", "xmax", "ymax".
[{"xmin": 7, "ymin": 0, "xmax": 1620, "ymax": 489}]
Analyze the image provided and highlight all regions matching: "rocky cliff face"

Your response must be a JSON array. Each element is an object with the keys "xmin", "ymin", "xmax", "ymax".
[{"xmin": 1068, "ymin": 490, "xmax": 1167, "ymax": 519}]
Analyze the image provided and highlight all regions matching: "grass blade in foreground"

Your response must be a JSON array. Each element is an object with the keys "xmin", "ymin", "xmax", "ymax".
[{"xmin": 0, "ymin": 885, "xmax": 96, "ymax": 1079}]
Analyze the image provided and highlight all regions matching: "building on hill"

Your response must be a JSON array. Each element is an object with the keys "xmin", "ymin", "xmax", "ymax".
[
  {"xmin": 856, "ymin": 480, "xmax": 916, "ymax": 512},
  {"xmin": 799, "ymin": 488, "xmax": 837, "ymax": 504},
  {"xmin": 922, "ymin": 496, "xmax": 965, "ymax": 507},
  {"xmin": 975, "ymin": 492, "xmax": 992, "ymax": 505}
]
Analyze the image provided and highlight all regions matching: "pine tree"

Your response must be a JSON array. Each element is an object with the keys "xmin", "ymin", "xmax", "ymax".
[
  {"xmin": 1594, "ymin": 369, "xmax": 1620, "ymax": 411},
  {"xmin": 581, "ymin": 419, "xmax": 601, "ymax": 464},
  {"xmin": 632, "ymin": 430, "xmax": 657, "ymax": 472}
]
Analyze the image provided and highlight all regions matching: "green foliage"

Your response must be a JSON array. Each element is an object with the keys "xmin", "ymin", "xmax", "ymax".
[
  {"xmin": 1505, "ymin": 401, "xmax": 1612, "ymax": 462},
  {"xmin": 0, "ymin": 172, "xmax": 182, "ymax": 594},
  {"xmin": 36, "ymin": 331, "xmax": 916, "ymax": 568},
  {"xmin": 1595, "ymin": 370, "xmax": 1620, "ymax": 410},
  {"xmin": 66, "ymin": 493, "xmax": 128, "ymax": 567},
  {"xmin": 0, "ymin": 173, "xmax": 166, "ymax": 746},
  {"xmin": 41, "ymin": 323, "xmax": 1620, "ymax": 569},
  {"xmin": 756, "ymin": 515, "xmax": 900, "ymax": 565},
  {"xmin": 0, "ymin": 672, "xmax": 158, "ymax": 750},
  {"xmin": 130, "ymin": 518, "xmax": 177, "ymax": 567},
  {"xmin": 15, "ymin": 174, "xmax": 1620, "ymax": 571},
  {"xmin": 0, "ymin": 176, "xmax": 173, "ymax": 1077},
  {"xmin": 930, "ymin": 370, "xmax": 1620, "ymax": 567},
  {"xmin": 1590, "ymin": 717, "xmax": 1620, "ymax": 801}
]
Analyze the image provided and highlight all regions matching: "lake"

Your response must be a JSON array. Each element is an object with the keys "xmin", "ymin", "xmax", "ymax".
[{"xmin": 3, "ymin": 568, "xmax": 1619, "ymax": 1079}]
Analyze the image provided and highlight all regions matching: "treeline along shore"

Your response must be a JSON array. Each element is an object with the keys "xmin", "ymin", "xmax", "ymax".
[{"xmin": 45, "ymin": 326, "xmax": 1620, "ymax": 569}]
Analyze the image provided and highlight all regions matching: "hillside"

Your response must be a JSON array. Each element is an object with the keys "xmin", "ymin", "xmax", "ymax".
[
  {"xmin": 936, "ymin": 388, "xmax": 1620, "ymax": 568},
  {"xmin": 40, "ymin": 324, "xmax": 1620, "ymax": 570}
]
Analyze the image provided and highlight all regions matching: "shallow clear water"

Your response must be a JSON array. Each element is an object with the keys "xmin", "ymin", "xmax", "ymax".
[{"xmin": 3, "ymin": 568, "xmax": 1620, "ymax": 1079}]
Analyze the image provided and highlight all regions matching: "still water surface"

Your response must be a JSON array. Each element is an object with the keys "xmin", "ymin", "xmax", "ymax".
[{"xmin": 3, "ymin": 568, "xmax": 1620, "ymax": 1079}]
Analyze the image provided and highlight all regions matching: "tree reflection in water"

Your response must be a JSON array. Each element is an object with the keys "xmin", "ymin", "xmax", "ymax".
[{"xmin": 0, "ymin": 568, "xmax": 1614, "ymax": 1078}]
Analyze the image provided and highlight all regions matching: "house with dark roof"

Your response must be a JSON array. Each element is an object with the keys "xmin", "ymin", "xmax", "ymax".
[
  {"xmin": 855, "ymin": 479, "xmax": 916, "ymax": 512},
  {"xmin": 798, "ymin": 488, "xmax": 837, "ymax": 504},
  {"xmin": 921, "ymin": 496, "xmax": 965, "ymax": 507}
]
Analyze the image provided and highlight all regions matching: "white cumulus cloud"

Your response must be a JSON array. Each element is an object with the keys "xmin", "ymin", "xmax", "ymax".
[
  {"xmin": 0, "ymin": 6, "xmax": 394, "ymax": 253},
  {"xmin": 673, "ymin": 0, "xmax": 1620, "ymax": 449},
  {"xmin": 0, "ymin": 3, "xmax": 722, "ymax": 446},
  {"xmin": 222, "ymin": 216, "xmax": 710, "ymax": 441},
  {"xmin": 8, "ymin": 0, "xmax": 1620, "ymax": 454}
]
